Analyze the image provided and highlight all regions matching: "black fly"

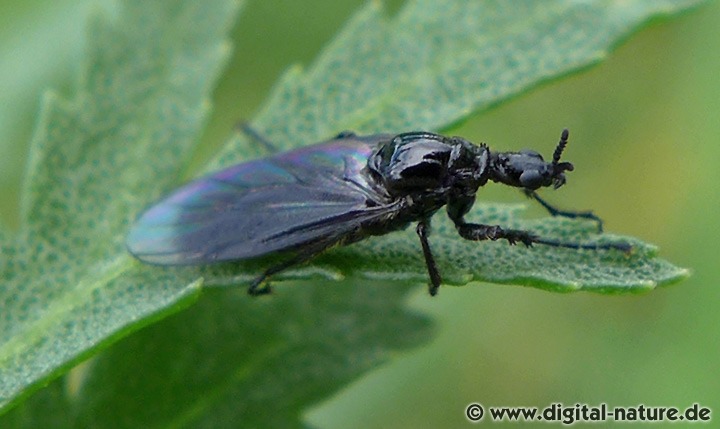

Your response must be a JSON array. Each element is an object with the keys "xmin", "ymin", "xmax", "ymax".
[{"xmin": 127, "ymin": 128, "xmax": 630, "ymax": 296}]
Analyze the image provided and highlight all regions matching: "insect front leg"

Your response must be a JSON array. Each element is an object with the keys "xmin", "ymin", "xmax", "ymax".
[
  {"xmin": 524, "ymin": 189, "xmax": 604, "ymax": 232},
  {"xmin": 447, "ymin": 193, "xmax": 535, "ymax": 246},
  {"xmin": 416, "ymin": 219, "xmax": 442, "ymax": 296},
  {"xmin": 454, "ymin": 222, "xmax": 537, "ymax": 246},
  {"xmin": 454, "ymin": 220, "xmax": 632, "ymax": 252}
]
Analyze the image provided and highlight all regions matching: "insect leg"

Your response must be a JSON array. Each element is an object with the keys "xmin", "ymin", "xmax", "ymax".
[
  {"xmin": 236, "ymin": 122, "xmax": 278, "ymax": 153},
  {"xmin": 533, "ymin": 236, "xmax": 632, "ymax": 252},
  {"xmin": 334, "ymin": 130, "xmax": 357, "ymax": 139},
  {"xmin": 454, "ymin": 221, "xmax": 631, "ymax": 252},
  {"xmin": 416, "ymin": 220, "xmax": 442, "ymax": 296},
  {"xmin": 455, "ymin": 222, "xmax": 536, "ymax": 246},
  {"xmin": 248, "ymin": 238, "xmax": 339, "ymax": 296},
  {"xmin": 524, "ymin": 189, "xmax": 604, "ymax": 232}
]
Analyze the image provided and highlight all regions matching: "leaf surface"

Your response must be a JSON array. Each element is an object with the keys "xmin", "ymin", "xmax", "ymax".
[{"xmin": 0, "ymin": 0, "xmax": 697, "ymax": 425}]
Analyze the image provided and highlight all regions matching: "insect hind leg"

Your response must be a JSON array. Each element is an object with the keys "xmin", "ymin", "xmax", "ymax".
[
  {"xmin": 334, "ymin": 130, "xmax": 357, "ymax": 139},
  {"xmin": 236, "ymin": 122, "xmax": 278, "ymax": 153},
  {"xmin": 524, "ymin": 189, "xmax": 604, "ymax": 232},
  {"xmin": 247, "ymin": 272, "xmax": 273, "ymax": 296},
  {"xmin": 248, "ymin": 238, "xmax": 339, "ymax": 296}
]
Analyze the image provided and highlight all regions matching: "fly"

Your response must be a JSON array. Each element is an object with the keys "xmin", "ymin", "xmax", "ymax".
[{"xmin": 127, "ymin": 127, "xmax": 630, "ymax": 296}]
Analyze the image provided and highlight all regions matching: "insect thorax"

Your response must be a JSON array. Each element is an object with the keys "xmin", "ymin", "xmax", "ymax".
[{"xmin": 368, "ymin": 133, "xmax": 488, "ymax": 195}]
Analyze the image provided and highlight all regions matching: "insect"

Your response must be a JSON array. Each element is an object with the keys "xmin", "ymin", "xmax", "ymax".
[{"xmin": 127, "ymin": 127, "xmax": 630, "ymax": 296}]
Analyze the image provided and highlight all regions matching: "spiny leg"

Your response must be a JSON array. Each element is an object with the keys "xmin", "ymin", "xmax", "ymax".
[
  {"xmin": 524, "ymin": 189, "xmax": 604, "ymax": 232},
  {"xmin": 455, "ymin": 222, "xmax": 631, "ymax": 252},
  {"xmin": 416, "ymin": 220, "xmax": 442, "ymax": 296},
  {"xmin": 456, "ymin": 223, "xmax": 536, "ymax": 246}
]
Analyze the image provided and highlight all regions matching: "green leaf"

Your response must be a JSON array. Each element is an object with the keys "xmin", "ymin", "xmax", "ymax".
[
  {"xmin": 0, "ymin": 0, "xmax": 696, "ymax": 426},
  {"xmin": 0, "ymin": 0, "xmax": 240, "ymax": 413}
]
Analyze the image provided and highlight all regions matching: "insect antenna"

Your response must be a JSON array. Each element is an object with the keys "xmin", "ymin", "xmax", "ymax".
[
  {"xmin": 551, "ymin": 128, "xmax": 574, "ymax": 181},
  {"xmin": 552, "ymin": 128, "xmax": 570, "ymax": 166}
]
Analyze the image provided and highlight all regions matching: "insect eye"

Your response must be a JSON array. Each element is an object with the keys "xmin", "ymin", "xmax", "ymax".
[{"xmin": 519, "ymin": 169, "xmax": 546, "ymax": 189}]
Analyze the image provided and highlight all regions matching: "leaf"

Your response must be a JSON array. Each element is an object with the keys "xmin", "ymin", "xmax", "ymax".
[
  {"xmin": 0, "ymin": 0, "xmax": 240, "ymax": 413},
  {"xmin": 0, "ymin": 0, "xmax": 697, "ymax": 426}
]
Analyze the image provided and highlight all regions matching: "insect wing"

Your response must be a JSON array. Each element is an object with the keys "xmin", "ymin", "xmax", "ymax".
[{"xmin": 127, "ymin": 136, "xmax": 393, "ymax": 264}]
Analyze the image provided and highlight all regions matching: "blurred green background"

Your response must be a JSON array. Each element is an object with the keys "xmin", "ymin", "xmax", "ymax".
[{"xmin": 1, "ymin": 0, "xmax": 717, "ymax": 427}]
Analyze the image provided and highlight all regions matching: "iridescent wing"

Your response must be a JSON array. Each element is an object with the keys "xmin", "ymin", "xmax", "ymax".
[{"xmin": 127, "ymin": 135, "xmax": 396, "ymax": 265}]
